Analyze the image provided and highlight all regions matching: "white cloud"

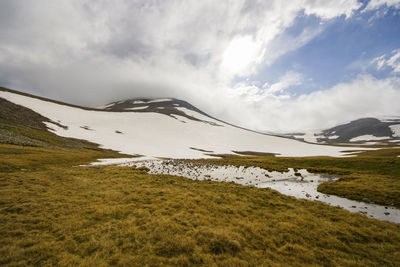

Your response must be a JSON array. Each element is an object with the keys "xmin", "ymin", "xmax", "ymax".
[
  {"xmin": 2, "ymin": 0, "xmax": 396, "ymax": 133},
  {"xmin": 221, "ymin": 75, "xmax": 400, "ymax": 132},
  {"xmin": 220, "ymin": 35, "xmax": 263, "ymax": 77},
  {"xmin": 371, "ymin": 55, "xmax": 387, "ymax": 70},
  {"xmin": 227, "ymin": 71, "xmax": 303, "ymax": 107},
  {"xmin": 263, "ymin": 71, "xmax": 303, "ymax": 95},
  {"xmin": 364, "ymin": 0, "xmax": 400, "ymax": 11},
  {"xmin": 387, "ymin": 50, "xmax": 400, "ymax": 72},
  {"xmin": 303, "ymin": 0, "xmax": 362, "ymax": 19},
  {"xmin": 370, "ymin": 49, "xmax": 400, "ymax": 73},
  {"xmin": 0, "ymin": 0, "xmax": 363, "ymax": 99}
]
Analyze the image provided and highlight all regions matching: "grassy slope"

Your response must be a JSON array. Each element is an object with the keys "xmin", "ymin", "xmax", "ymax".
[
  {"xmin": 1, "ymin": 93, "xmax": 400, "ymax": 265},
  {"xmin": 1, "ymin": 144, "xmax": 400, "ymax": 266},
  {"xmin": 0, "ymin": 97, "xmax": 104, "ymax": 150},
  {"xmin": 199, "ymin": 148, "xmax": 400, "ymax": 208}
]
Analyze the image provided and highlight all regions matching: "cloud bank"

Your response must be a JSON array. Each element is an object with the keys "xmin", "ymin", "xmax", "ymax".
[
  {"xmin": 0, "ymin": 0, "xmax": 399, "ymax": 132},
  {"xmin": 227, "ymin": 75, "xmax": 400, "ymax": 132}
]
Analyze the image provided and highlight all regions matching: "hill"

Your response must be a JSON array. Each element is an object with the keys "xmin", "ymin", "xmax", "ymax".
[{"xmin": 0, "ymin": 87, "xmax": 361, "ymax": 159}]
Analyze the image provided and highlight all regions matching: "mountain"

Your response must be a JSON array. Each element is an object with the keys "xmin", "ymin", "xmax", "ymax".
[
  {"xmin": 0, "ymin": 87, "xmax": 369, "ymax": 159},
  {"xmin": 282, "ymin": 117, "xmax": 400, "ymax": 145},
  {"xmin": 99, "ymin": 98, "xmax": 221, "ymax": 126}
]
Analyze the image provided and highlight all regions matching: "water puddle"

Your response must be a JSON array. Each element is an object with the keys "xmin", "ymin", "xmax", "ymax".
[{"xmin": 121, "ymin": 160, "xmax": 400, "ymax": 224}]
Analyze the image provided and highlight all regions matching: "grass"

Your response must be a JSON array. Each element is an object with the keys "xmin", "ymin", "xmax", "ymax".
[
  {"xmin": 0, "ymin": 144, "xmax": 129, "ymax": 173},
  {"xmin": 1, "ymin": 144, "xmax": 400, "ymax": 266},
  {"xmin": 1, "ymin": 95, "xmax": 400, "ymax": 265},
  {"xmin": 198, "ymin": 148, "xmax": 400, "ymax": 208}
]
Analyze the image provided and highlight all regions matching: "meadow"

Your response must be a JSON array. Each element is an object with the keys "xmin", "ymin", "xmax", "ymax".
[
  {"xmin": 1, "ymin": 144, "xmax": 400, "ymax": 266},
  {"xmin": 201, "ymin": 148, "xmax": 400, "ymax": 208}
]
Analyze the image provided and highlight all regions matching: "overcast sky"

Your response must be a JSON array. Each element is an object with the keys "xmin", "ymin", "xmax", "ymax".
[{"xmin": 1, "ymin": 0, "xmax": 400, "ymax": 132}]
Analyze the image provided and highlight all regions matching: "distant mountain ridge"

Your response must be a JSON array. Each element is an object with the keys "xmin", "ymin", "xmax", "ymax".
[
  {"xmin": 102, "ymin": 98, "xmax": 204, "ymax": 114},
  {"xmin": 282, "ymin": 117, "xmax": 400, "ymax": 145}
]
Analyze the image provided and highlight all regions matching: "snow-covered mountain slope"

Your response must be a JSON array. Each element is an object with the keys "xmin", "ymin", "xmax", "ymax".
[
  {"xmin": 0, "ymin": 88, "xmax": 369, "ymax": 159},
  {"xmin": 282, "ymin": 117, "xmax": 400, "ymax": 145},
  {"xmin": 99, "ymin": 98, "xmax": 221, "ymax": 125}
]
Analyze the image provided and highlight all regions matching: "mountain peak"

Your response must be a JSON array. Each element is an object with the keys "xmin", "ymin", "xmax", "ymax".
[
  {"xmin": 282, "ymin": 116, "xmax": 400, "ymax": 145},
  {"xmin": 99, "ymin": 98, "xmax": 219, "ymax": 125}
]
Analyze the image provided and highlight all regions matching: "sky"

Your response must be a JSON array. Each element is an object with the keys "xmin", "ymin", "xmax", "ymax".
[{"xmin": 0, "ymin": 0, "xmax": 400, "ymax": 133}]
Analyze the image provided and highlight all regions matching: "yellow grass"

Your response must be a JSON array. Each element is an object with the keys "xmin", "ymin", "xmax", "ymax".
[
  {"xmin": 1, "ymin": 144, "xmax": 400, "ymax": 266},
  {"xmin": 199, "ymin": 148, "xmax": 400, "ymax": 207}
]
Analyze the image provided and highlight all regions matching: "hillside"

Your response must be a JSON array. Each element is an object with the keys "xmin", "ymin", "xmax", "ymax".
[
  {"xmin": 0, "ymin": 87, "xmax": 363, "ymax": 159},
  {"xmin": 0, "ymin": 94, "xmax": 111, "ymax": 151}
]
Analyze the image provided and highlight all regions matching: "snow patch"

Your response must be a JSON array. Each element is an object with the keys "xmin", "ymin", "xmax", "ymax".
[
  {"xmin": 390, "ymin": 124, "xmax": 400, "ymax": 137},
  {"xmin": 85, "ymin": 157, "xmax": 156, "ymax": 166},
  {"xmin": 171, "ymin": 115, "xmax": 190, "ymax": 123},
  {"xmin": 124, "ymin": 106, "xmax": 149, "ymax": 110},
  {"xmin": 327, "ymin": 135, "xmax": 339, "ymax": 140},
  {"xmin": 97, "ymin": 103, "xmax": 115, "ymax": 109},
  {"xmin": 378, "ymin": 116, "xmax": 400, "ymax": 122},
  {"xmin": 292, "ymin": 131, "xmax": 319, "ymax": 143},
  {"xmin": 350, "ymin": 135, "xmax": 389, "ymax": 142},
  {"xmin": 147, "ymin": 98, "xmax": 172, "ymax": 103},
  {"xmin": 44, "ymin": 122, "xmax": 67, "ymax": 133},
  {"xmin": 175, "ymin": 107, "xmax": 215, "ymax": 122}
]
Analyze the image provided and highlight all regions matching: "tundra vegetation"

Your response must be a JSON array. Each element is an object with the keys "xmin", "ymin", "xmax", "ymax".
[
  {"xmin": 1, "ymin": 144, "xmax": 400, "ymax": 266},
  {"xmin": 200, "ymin": 148, "xmax": 400, "ymax": 208},
  {"xmin": 1, "ymin": 98, "xmax": 400, "ymax": 265}
]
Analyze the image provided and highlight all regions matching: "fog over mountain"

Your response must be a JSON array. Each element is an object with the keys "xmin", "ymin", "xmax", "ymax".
[{"xmin": 0, "ymin": 0, "xmax": 400, "ymax": 132}]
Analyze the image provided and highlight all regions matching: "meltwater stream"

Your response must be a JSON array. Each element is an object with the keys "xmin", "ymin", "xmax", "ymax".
[{"xmin": 121, "ymin": 159, "xmax": 400, "ymax": 224}]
